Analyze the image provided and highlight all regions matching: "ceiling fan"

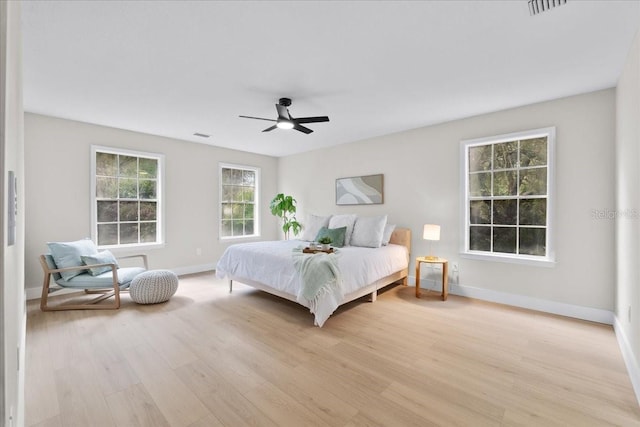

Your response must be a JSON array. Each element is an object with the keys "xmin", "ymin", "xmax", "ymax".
[{"xmin": 239, "ymin": 97, "xmax": 329, "ymax": 134}]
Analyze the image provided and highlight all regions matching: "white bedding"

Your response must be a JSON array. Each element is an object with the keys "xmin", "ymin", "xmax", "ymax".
[{"xmin": 215, "ymin": 239, "xmax": 409, "ymax": 325}]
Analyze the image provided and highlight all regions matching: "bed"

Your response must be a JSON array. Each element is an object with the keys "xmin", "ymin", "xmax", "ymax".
[{"xmin": 215, "ymin": 227, "xmax": 411, "ymax": 326}]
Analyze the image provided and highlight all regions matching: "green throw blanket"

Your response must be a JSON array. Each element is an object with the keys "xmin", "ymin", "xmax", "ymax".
[{"xmin": 292, "ymin": 247, "xmax": 343, "ymax": 326}]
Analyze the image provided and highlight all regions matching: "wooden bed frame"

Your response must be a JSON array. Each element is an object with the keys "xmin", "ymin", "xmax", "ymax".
[{"xmin": 226, "ymin": 227, "xmax": 411, "ymax": 306}]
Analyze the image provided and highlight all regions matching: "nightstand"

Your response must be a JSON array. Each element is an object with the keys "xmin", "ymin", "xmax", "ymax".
[{"xmin": 415, "ymin": 256, "xmax": 448, "ymax": 301}]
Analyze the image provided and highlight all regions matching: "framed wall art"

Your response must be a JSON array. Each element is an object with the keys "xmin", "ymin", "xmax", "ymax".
[{"xmin": 335, "ymin": 174, "xmax": 384, "ymax": 205}]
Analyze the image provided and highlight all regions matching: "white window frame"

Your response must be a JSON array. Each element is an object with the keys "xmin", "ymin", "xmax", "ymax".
[
  {"xmin": 219, "ymin": 162, "xmax": 260, "ymax": 240},
  {"xmin": 91, "ymin": 145, "xmax": 165, "ymax": 250},
  {"xmin": 460, "ymin": 127, "xmax": 556, "ymax": 267}
]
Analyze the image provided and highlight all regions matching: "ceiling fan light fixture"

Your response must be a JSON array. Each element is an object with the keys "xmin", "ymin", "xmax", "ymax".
[{"xmin": 276, "ymin": 119, "xmax": 294, "ymax": 130}]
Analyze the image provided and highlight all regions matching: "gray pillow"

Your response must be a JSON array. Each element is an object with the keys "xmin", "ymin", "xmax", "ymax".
[
  {"xmin": 81, "ymin": 250, "xmax": 119, "ymax": 276},
  {"xmin": 47, "ymin": 239, "xmax": 99, "ymax": 281},
  {"xmin": 350, "ymin": 215, "xmax": 388, "ymax": 248},
  {"xmin": 301, "ymin": 214, "xmax": 332, "ymax": 241},
  {"xmin": 382, "ymin": 223, "xmax": 396, "ymax": 245}
]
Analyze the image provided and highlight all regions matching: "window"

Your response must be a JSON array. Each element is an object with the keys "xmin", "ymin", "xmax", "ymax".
[
  {"xmin": 219, "ymin": 163, "xmax": 260, "ymax": 239},
  {"xmin": 461, "ymin": 127, "xmax": 555, "ymax": 265},
  {"xmin": 91, "ymin": 146, "xmax": 164, "ymax": 248}
]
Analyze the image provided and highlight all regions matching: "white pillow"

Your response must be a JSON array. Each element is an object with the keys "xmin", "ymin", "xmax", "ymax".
[
  {"xmin": 350, "ymin": 215, "xmax": 388, "ymax": 248},
  {"xmin": 328, "ymin": 214, "xmax": 357, "ymax": 246},
  {"xmin": 382, "ymin": 223, "xmax": 396, "ymax": 245},
  {"xmin": 301, "ymin": 214, "xmax": 332, "ymax": 241}
]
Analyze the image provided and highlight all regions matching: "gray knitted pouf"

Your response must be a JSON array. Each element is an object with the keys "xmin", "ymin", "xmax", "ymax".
[{"xmin": 130, "ymin": 270, "xmax": 178, "ymax": 304}]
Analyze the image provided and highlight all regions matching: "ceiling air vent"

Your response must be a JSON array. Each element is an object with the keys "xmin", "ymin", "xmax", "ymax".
[{"xmin": 528, "ymin": 0, "xmax": 567, "ymax": 16}]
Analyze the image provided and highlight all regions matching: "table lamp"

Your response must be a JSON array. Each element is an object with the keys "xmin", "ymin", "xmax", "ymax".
[{"xmin": 423, "ymin": 224, "xmax": 440, "ymax": 260}]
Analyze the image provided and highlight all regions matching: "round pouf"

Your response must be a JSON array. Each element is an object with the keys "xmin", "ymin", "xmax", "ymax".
[{"xmin": 130, "ymin": 270, "xmax": 178, "ymax": 304}]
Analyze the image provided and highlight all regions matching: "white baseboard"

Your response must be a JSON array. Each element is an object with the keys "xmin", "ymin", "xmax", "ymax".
[
  {"xmin": 451, "ymin": 283, "xmax": 614, "ymax": 324},
  {"xmin": 170, "ymin": 263, "xmax": 216, "ymax": 277},
  {"xmin": 25, "ymin": 286, "xmax": 76, "ymax": 301},
  {"xmin": 25, "ymin": 263, "xmax": 216, "ymax": 301},
  {"xmin": 410, "ymin": 275, "xmax": 614, "ymax": 325},
  {"xmin": 614, "ymin": 316, "xmax": 640, "ymax": 407}
]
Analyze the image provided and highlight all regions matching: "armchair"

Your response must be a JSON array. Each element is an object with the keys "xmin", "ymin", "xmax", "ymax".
[{"xmin": 39, "ymin": 239, "xmax": 148, "ymax": 311}]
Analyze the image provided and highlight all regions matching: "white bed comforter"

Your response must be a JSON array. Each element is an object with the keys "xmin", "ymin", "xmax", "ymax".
[{"xmin": 215, "ymin": 240, "xmax": 409, "ymax": 325}]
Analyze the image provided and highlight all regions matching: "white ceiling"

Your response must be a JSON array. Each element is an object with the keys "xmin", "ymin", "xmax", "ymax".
[{"xmin": 21, "ymin": 1, "xmax": 640, "ymax": 158}]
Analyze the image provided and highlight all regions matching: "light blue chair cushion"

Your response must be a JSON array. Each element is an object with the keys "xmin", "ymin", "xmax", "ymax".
[
  {"xmin": 81, "ymin": 250, "xmax": 119, "ymax": 276},
  {"xmin": 58, "ymin": 267, "xmax": 146, "ymax": 289},
  {"xmin": 47, "ymin": 239, "xmax": 98, "ymax": 281}
]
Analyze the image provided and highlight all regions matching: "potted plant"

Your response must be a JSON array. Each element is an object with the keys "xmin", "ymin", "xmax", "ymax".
[
  {"xmin": 318, "ymin": 236, "xmax": 332, "ymax": 251},
  {"xmin": 269, "ymin": 193, "xmax": 301, "ymax": 240}
]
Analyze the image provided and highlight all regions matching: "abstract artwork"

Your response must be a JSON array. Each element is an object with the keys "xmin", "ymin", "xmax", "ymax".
[{"xmin": 336, "ymin": 174, "xmax": 384, "ymax": 205}]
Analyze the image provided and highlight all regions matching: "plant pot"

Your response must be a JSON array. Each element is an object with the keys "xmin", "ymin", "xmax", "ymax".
[{"xmin": 321, "ymin": 243, "xmax": 331, "ymax": 251}]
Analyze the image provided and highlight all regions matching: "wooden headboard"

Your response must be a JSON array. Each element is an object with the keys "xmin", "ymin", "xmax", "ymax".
[{"xmin": 389, "ymin": 227, "xmax": 411, "ymax": 255}]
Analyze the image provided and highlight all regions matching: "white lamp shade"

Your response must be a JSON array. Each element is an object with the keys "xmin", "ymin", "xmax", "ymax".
[{"xmin": 423, "ymin": 224, "xmax": 441, "ymax": 241}]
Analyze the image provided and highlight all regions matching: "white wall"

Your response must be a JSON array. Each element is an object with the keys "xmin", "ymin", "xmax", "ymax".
[
  {"xmin": 1, "ymin": 1, "xmax": 26, "ymax": 425},
  {"xmin": 24, "ymin": 113, "xmax": 279, "ymax": 292},
  {"xmin": 280, "ymin": 89, "xmax": 615, "ymax": 316},
  {"xmin": 615, "ymin": 19, "xmax": 640, "ymax": 400}
]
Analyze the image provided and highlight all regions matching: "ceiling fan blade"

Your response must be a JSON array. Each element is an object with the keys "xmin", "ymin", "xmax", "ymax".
[
  {"xmin": 293, "ymin": 123, "xmax": 313, "ymax": 134},
  {"xmin": 294, "ymin": 116, "xmax": 330, "ymax": 124},
  {"xmin": 275, "ymin": 104, "xmax": 290, "ymax": 120},
  {"xmin": 239, "ymin": 115, "xmax": 276, "ymax": 122},
  {"xmin": 262, "ymin": 125, "xmax": 278, "ymax": 132}
]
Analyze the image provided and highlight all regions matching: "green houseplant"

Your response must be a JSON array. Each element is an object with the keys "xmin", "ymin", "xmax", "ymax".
[
  {"xmin": 269, "ymin": 193, "xmax": 301, "ymax": 239},
  {"xmin": 317, "ymin": 236, "xmax": 332, "ymax": 250}
]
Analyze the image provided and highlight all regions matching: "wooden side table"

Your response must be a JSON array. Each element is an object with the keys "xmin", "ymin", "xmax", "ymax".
[{"xmin": 415, "ymin": 257, "xmax": 448, "ymax": 301}]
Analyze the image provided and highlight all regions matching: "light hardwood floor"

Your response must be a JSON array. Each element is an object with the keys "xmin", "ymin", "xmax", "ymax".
[{"xmin": 25, "ymin": 272, "xmax": 640, "ymax": 426}]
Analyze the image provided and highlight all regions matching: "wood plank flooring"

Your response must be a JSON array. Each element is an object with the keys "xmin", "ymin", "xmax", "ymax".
[{"xmin": 25, "ymin": 272, "xmax": 640, "ymax": 426}]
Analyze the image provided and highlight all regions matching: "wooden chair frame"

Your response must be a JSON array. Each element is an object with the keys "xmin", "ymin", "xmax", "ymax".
[{"xmin": 39, "ymin": 254, "xmax": 148, "ymax": 311}]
